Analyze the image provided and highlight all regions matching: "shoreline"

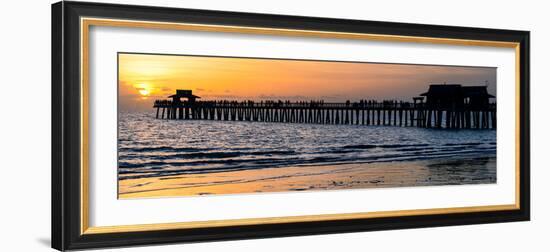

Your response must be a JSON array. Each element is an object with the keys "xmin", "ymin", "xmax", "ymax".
[{"xmin": 119, "ymin": 156, "xmax": 496, "ymax": 199}]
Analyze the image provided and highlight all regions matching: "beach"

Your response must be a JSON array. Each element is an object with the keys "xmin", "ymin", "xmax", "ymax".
[{"xmin": 119, "ymin": 156, "xmax": 495, "ymax": 199}]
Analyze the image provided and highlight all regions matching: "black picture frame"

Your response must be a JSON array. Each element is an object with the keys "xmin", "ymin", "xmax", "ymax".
[{"xmin": 52, "ymin": 1, "xmax": 530, "ymax": 251}]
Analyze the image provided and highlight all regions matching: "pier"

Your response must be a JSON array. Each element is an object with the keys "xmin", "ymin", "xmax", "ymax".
[{"xmin": 153, "ymin": 85, "xmax": 497, "ymax": 129}]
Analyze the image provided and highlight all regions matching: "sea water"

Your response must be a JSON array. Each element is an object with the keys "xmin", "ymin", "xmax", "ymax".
[{"xmin": 118, "ymin": 111, "xmax": 496, "ymax": 180}]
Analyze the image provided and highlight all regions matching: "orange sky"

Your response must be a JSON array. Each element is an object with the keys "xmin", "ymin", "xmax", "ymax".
[{"xmin": 118, "ymin": 53, "xmax": 496, "ymax": 111}]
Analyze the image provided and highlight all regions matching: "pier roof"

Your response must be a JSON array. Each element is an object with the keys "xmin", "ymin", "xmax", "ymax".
[
  {"xmin": 462, "ymin": 86, "xmax": 495, "ymax": 98},
  {"xmin": 420, "ymin": 84, "xmax": 462, "ymax": 96},
  {"xmin": 420, "ymin": 84, "xmax": 494, "ymax": 98},
  {"xmin": 168, "ymin": 89, "xmax": 201, "ymax": 99}
]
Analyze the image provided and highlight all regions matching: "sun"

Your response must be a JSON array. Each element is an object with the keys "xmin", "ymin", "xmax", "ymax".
[
  {"xmin": 138, "ymin": 88, "xmax": 150, "ymax": 96},
  {"xmin": 134, "ymin": 83, "xmax": 152, "ymax": 97}
]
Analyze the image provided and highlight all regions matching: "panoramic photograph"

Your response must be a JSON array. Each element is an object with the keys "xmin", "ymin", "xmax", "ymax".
[{"xmin": 117, "ymin": 52, "xmax": 497, "ymax": 199}]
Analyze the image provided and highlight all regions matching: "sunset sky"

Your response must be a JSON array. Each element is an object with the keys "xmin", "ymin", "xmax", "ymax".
[{"xmin": 118, "ymin": 53, "xmax": 496, "ymax": 112}]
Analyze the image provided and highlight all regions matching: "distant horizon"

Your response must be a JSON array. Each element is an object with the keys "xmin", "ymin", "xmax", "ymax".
[{"xmin": 118, "ymin": 53, "xmax": 496, "ymax": 112}]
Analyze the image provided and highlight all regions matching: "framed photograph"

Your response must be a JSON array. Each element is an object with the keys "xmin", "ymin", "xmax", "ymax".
[{"xmin": 52, "ymin": 1, "xmax": 530, "ymax": 250}]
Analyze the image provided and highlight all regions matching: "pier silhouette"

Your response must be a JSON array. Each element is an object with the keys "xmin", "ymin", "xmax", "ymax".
[{"xmin": 153, "ymin": 85, "xmax": 496, "ymax": 129}]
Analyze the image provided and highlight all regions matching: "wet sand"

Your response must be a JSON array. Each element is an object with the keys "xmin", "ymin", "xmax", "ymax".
[{"xmin": 118, "ymin": 156, "xmax": 496, "ymax": 199}]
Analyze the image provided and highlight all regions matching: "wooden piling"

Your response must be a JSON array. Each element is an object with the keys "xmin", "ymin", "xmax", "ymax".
[{"xmin": 152, "ymin": 99, "xmax": 496, "ymax": 130}]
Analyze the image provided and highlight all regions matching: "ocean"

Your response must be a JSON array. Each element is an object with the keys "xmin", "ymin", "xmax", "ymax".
[{"xmin": 118, "ymin": 111, "xmax": 496, "ymax": 182}]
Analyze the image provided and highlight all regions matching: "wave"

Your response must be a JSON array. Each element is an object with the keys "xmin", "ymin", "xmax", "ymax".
[
  {"xmin": 118, "ymin": 146, "xmax": 217, "ymax": 153},
  {"xmin": 443, "ymin": 142, "xmax": 483, "ymax": 146},
  {"xmin": 118, "ymin": 146, "xmax": 496, "ymax": 180},
  {"xmin": 119, "ymin": 150, "xmax": 295, "ymax": 160},
  {"xmin": 341, "ymin": 143, "xmax": 430, "ymax": 149}
]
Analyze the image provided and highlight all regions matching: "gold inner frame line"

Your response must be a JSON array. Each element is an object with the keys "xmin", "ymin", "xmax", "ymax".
[{"xmin": 80, "ymin": 17, "xmax": 521, "ymax": 235}]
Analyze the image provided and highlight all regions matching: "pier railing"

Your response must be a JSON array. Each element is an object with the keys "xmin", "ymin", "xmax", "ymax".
[{"xmin": 153, "ymin": 100, "xmax": 496, "ymax": 129}]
